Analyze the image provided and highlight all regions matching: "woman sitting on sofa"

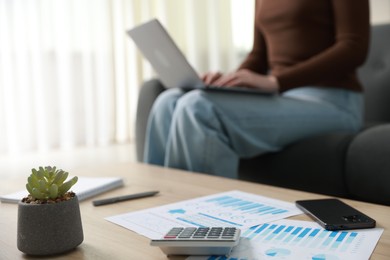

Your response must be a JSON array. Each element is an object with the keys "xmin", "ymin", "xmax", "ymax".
[{"xmin": 143, "ymin": 0, "xmax": 370, "ymax": 178}]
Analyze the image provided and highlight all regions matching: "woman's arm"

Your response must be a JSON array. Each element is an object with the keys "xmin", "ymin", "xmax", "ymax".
[
  {"xmin": 238, "ymin": 0, "xmax": 269, "ymax": 75},
  {"xmin": 202, "ymin": 0, "xmax": 276, "ymax": 91},
  {"xmin": 274, "ymin": 0, "xmax": 370, "ymax": 90}
]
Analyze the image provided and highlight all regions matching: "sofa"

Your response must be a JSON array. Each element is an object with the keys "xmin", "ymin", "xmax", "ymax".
[{"xmin": 135, "ymin": 24, "xmax": 390, "ymax": 206}]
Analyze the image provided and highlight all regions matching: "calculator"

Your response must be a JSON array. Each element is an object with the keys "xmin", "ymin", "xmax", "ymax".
[{"xmin": 150, "ymin": 227, "xmax": 241, "ymax": 256}]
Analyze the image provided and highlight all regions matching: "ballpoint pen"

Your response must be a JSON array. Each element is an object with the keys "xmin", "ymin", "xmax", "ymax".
[{"xmin": 92, "ymin": 191, "xmax": 159, "ymax": 206}]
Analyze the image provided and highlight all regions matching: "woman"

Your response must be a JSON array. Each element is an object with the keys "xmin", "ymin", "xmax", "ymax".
[{"xmin": 143, "ymin": 0, "xmax": 370, "ymax": 178}]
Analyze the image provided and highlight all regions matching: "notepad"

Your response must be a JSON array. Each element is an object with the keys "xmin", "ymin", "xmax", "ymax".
[{"xmin": 0, "ymin": 176, "xmax": 124, "ymax": 204}]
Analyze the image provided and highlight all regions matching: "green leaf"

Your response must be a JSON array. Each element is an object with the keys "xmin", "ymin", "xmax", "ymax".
[
  {"xmin": 49, "ymin": 184, "xmax": 58, "ymax": 199},
  {"xmin": 32, "ymin": 168, "xmax": 44, "ymax": 179},
  {"xmin": 58, "ymin": 176, "xmax": 78, "ymax": 196},
  {"xmin": 38, "ymin": 179, "xmax": 47, "ymax": 193},
  {"xmin": 53, "ymin": 171, "xmax": 64, "ymax": 185},
  {"xmin": 58, "ymin": 171, "xmax": 69, "ymax": 186},
  {"xmin": 27, "ymin": 175, "xmax": 39, "ymax": 189},
  {"xmin": 31, "ymin": 187, "xmax": 46, "ymax": 200},
  {"xmin": 53, "ymin": 170, "xmax": 69, "ymax": 186},
  {"xmin": 43, "ymin": 167, "xmax": 50, "ymax": 179},
  {"xmin": 26, "ymin": 183, "xmax": 33, "ymax": 195}
]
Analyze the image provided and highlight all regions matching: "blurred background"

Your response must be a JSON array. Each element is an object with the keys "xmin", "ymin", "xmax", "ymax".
[{"xmin": 0, "ymin": 0, "xmax": 389, "ymax": 175}]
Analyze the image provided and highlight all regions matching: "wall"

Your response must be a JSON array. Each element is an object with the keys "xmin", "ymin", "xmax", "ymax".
[{"xmin": 371, "ymin": 0, "xmax": 390, "ymax": 24}]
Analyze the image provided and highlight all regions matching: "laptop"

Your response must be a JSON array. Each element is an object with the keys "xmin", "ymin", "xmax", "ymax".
[{"xmin": 127, "ymin": 19, "xmax": 270, "ymax": 95}]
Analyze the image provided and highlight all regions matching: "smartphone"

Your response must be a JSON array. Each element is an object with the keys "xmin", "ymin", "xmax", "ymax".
[{"xmin": 295, "ymin": 198, "xmax": 376, "ymax": 231}]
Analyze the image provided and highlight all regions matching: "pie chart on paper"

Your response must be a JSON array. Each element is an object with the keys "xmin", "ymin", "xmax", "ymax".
[
  {"xmin": 312, "ymin": 254, "xmax": 340, "ymax": 260},
  {"xmin": 265, "ymin": 248, "xmax": 291, "ymax": 257}
]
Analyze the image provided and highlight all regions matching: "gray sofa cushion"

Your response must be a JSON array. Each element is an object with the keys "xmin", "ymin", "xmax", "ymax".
[
  {"xmin": 239, "ymin": 133, "xmax": 354, "ymax": 197},
  {"xmin": 346, "ymin": 125, "xmax": 390, "ymax": 205},
  {"xmin": 358, "ymin": 24, "xmax": 390, "ymax": 123}
]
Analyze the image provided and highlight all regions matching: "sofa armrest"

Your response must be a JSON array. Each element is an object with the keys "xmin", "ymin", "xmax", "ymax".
[
  {"xmin": 346, "ymin": 124, "xmax": 390, "ymax": 205},
  {"xmin": 135, "ymin": 79, "xmax": 166, "ymax": 161}
]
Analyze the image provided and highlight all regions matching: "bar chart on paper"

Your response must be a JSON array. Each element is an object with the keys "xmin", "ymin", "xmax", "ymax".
[
  {"xmin": 106, "ymin": 190, "xmax": 301, "ymax": 239},
  {"xmin": 162, "ymin": 190, "xmax": 301, "ymax": 227},
  {"xmin": 187, "ymin": 219, "xmax": 383, "ymax": 260}
]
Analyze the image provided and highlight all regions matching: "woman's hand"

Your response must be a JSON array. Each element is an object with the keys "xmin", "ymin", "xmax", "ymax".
[
  {"xmin": 204, "ymin": 69, "xmax": 279, "ymax": 93},
  {"xmin": 202, "ymin": 71, "xmax": 223, "ymax": 85}
]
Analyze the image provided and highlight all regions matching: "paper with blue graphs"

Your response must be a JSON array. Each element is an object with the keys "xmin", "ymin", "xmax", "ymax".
[
  {"xmin": 187, "ymin": 219, "xmax": 383, "ymax": 260},
  {"xmin": 106, "ymin": 190, "xmax": 301, "ymax": 239}
]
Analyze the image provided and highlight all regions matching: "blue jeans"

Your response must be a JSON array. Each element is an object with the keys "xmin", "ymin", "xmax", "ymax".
[{"xmin": 144, "ymin": 87, "xmax": 363, "ymax": 178}]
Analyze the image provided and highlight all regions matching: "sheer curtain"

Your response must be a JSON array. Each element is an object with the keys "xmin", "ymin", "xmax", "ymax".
[{"xmin": 0, "ymin": 0, "xmax": 254, "ymax": 156}]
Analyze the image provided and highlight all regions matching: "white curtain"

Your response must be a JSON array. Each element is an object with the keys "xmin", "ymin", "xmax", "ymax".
[{"xmin": 0, "ymin": 0, "xmax": 254, "ymax": 156}]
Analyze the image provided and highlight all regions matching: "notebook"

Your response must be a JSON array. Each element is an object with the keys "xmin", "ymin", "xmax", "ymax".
[
  {"xmin": 0, "ymin": 176, "xmax": 124, "ymax": 204},
  {"xmin": 127, "ymin": 19, "xmax": 270, "ymax": 95}
]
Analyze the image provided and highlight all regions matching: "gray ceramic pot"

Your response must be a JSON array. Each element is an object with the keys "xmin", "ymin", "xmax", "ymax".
[{"xmin": 17, "ymin": 196, "xmax": 83, "ymax": 256}]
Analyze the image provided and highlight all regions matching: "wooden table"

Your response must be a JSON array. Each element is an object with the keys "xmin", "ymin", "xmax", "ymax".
[{"xmin": 1, "ymin": 162, "xmax": 389, "ymax": 259}]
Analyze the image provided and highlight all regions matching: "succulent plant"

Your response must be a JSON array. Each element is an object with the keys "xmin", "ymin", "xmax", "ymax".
[{"xmin": 25, "ymin": 166, "xmax": 78, "ymax": 200}]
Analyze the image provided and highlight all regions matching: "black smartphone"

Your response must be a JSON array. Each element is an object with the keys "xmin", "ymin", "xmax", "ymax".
[{"xmin": 295, "ymin": 198, "xmax": 376, "ymax": 231}]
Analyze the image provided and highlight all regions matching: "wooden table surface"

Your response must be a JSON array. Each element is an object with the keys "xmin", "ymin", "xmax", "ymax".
[{"xmin": 1, "ymin": 162, "xmax": 389, "ymax": 259}]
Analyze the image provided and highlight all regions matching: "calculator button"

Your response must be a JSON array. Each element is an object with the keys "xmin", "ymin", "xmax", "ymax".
[
  {"xmin": 221, "ymin": 228, "xmax": 237, "ymax": 239},
  {"xmin": 182, "ymin": 227, "xmax": 197, "ymax": 233},
  {"xmin": 178, "ymin": 234, "xmax": 192, "ymax": 238},
  {"xmin": 193, "ymin": 227, "xmax": 209, "ymax": 234},
  {"xmin": 178, "ymin": 227, "xmax": 197, "ymax": 238},
  {"xmin": 210, "ymin": 228, "xmax": 223, "ymax": 233},
  {"xmin": 164, "ymin": 227, "xmax": 184, "ymax": 238},
  {"xmin": 167, "ymin": 227, "xmax": 184, "ymax": 234},
  {"xmin": 152, "ymin": 226, "xmax": 241, "ymax": 256},
  {"xmin": 163, "ymin": 235, "xmax": 178, "ymax": 239},
  {"xmin": 193, "ymin": 229, "xmax": 209, "ymax": 238},
  {"xmin": 207, "ymin": 228, "xmax": 223, "ymax": 238},
  {"xmin": 222, "ymin": 228, "xmax": 236, "ymax": 234},
  {"xmin": 193, "ymin": 233, "xmax": 208, "ymax": 238},
  {"xmin": 197, "ymin": 227, "xmax": 210, "ymax": 232}
]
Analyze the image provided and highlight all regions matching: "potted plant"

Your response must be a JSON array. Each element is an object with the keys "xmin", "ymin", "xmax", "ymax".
[{"xmin": 17, "ymin": 166, "xmax": 84, "ymax": 256}]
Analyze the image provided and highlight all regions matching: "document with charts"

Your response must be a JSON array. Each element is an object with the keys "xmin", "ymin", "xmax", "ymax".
[
  {"xmin": 187, "ymin": 219, "xmax": 383, "ymax": 260},
  {"xmin": 106, "ymin": 190, "xmax": 301, "ymax": 239}
]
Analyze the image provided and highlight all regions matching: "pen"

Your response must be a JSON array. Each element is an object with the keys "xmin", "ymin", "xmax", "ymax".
[{"xmin": 92, "ymin": 191, "xmax": 159, "ymax": 206}]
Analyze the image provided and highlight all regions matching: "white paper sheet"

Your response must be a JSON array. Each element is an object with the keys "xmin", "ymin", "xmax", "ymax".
[
  {"xmin": 187, "ymin": 219, "xmax": 383, "ymax": 260},
  {"xmin": 106, "ymin": 190, "xmax": 301, "ymax": 239}
]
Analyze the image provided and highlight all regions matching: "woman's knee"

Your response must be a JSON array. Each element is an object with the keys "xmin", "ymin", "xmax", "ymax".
[
  {"xmin": 174, "ymin": 90, "xmax": 214, "ymax": 119},
  {"xmin": 152, "ymin": 88, "xmax": 185, "ymax": 114}
]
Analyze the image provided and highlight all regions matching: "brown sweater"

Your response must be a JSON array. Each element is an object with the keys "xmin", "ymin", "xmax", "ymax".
[{"xmin": 239, "ymin": 0, "xmax": 370, "ymax": 92}]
